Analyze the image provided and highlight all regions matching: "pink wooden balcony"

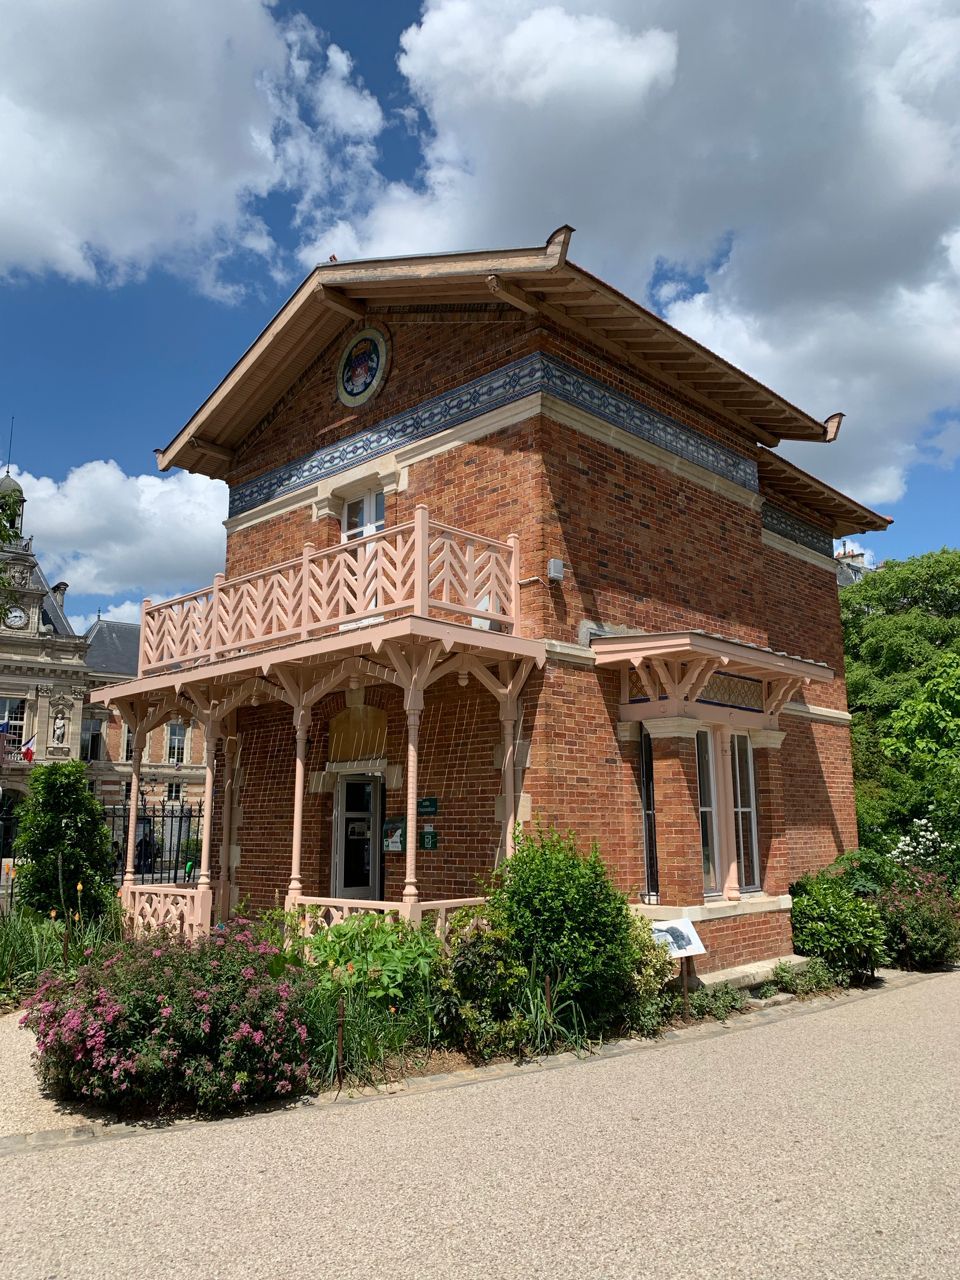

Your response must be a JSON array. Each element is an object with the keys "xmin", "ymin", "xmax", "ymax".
[{"xmin": 139, "ymin": 506, "xmax": 521, "ymax": 676}]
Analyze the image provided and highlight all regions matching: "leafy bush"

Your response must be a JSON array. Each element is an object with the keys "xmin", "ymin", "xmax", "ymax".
[
  {"xmin": 21, "ymin": 920, "xmax": 311, "ymax": 1114},
  {"xmin": 297, "ymin": 913, "xmax": 441, "ymax": 1083},
  {"xmin": 305, "ymin": 911, "xmax": 439, "ymax": 1003},
  {"xmin": 433, "ymin": 912, "xmax": 531, "ymax": 1061},
  {"xmin": 14, "ymin": 761, "xmax": 116, "ymax": 918},
  {"xmin": 487, "ymin": 827, "xmax": 660, "ymax": 1031},
  {"xmin": 790, "ymin": 874, "xmax": 888, "ymax": 983},
  {"xmin": 876, "ymin": 869, "xmax": 960, "ymax": 970},
  {"xmin": 833, "ymin": 847, "xmax": 902, "ymax": 898},
  {"xmin": 770, "ymin": 957, "xmax": 834, "ymax": 996},
  {"xmin": 0, "ymin": 902, "xmax": 122, "ymax": 1006}
]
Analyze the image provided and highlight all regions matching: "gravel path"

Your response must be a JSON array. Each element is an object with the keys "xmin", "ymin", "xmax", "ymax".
[
  {"xmin": 2, "ymin": 970, "xmax": 959, "ymax": 1279},
  {"xmin": 0, "ymin": 1009, "xmax": 90, "ymax": 1139}
]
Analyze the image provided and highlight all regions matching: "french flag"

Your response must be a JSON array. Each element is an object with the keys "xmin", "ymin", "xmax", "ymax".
[{"xmin": 21, "ymin": 735, "xmax": 36, "ymax": 763}]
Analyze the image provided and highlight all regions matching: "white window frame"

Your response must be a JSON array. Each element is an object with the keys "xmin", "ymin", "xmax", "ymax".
[
  {"xmin": 166, "ymin": 781, "xmax": 183, "ymax": 803},
  {"xmin": 696, "ymin": 729, "xmax": 721, "ymax": 895},
  {"xmin": 0, "ymin": 696, "xmax": 27, "ymax": 747},
  {"xmin": 341, "ymin": 488, "xmax": 385, "ymax": 543},
  {"xmin": 166, "ymin": 721, "xmax": 186, "ymax": 765},
  {"xmin": 731, "ymin": 732, "xmax": 761, "ymax": 891}
]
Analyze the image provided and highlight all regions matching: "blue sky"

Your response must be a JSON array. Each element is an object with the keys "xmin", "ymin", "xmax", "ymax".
[{"xmin": 2, "ymin": 0, "xmax": 958, "ymax": 629}]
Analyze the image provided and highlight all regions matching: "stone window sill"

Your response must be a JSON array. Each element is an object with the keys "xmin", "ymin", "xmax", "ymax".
[{"xmin": 631, "ymin": 893, "xmax": 791, "ymax": 923}]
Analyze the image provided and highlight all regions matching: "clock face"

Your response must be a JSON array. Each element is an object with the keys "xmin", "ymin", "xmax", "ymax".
[{"xmin": 5, "ymin": 607, "xmax": 27, "ymax": 629}]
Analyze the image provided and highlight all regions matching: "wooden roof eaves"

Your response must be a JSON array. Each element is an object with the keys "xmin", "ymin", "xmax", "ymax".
[{"xmin": 758, "ymin": 449, "xmax": 892, "ymax": 536}]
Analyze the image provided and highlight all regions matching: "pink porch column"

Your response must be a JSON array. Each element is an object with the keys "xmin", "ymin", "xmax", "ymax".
[
  {"xmin": 403, "ymin": 703, "xmax": 421, "ymax": 903},
  {"xmin": 717, "ymin": 725, "xmax": 741, "ymax": 902},
  {"xmin": 501, "ymin": 710, "xmax": 517, "ymax": 859},
  {"xmin": 216, "ymin": 734, "xmax": 236, "ymax": 922},
  {"xmin": 198, "ymin": 724, "xmax": 218, "ymax": 889},
  {"xmin": 123, "ymin": 733, "xmax": 145, "ymax": 885},
  {"xmin": 287, "ymin": 709, "xmax": 310, "ymax": 900}
]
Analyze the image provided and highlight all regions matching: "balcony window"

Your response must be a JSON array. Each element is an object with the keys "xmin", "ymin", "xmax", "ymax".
[
  {"xmin": 167, "ymin": 721, "xmax": 186, "ymax": 764},
  {"xmin": 0, "ymin": 696, "xmax": 26, "ymax": 747},
  {"xmin": 80, "ymin": 717, "xmax": 103, "ymax": 762},
  {"xmin": 342, "ymin": 488, "xmax": 385, "ymax": 542}
]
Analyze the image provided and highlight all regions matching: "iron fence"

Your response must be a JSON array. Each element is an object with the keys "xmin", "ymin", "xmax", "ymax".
[{"xmin": 103, "ymin": 801, "xmax": 205, "ymax": 886}]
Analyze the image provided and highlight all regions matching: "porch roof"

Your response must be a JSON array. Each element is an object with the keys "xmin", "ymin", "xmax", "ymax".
[
  {"xmin": 590, "ymin": 630, "xmax": 834, "ymax": 684},
  {"xmin": 157, "ymin": 227, "xmax": 846, "ymax": 478},
  {"xmin": 90, "ymin": 615, "xmax": 546, "ymax": 707}
]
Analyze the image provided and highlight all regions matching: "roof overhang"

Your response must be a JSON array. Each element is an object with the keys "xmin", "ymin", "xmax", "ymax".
[
  {"xmin": 591, "ymin": 629, "xmax": 833, "ymax": 722},
  {"xmin": 157, "ymin": 227, "xmax": 843, "ymax": 479},
  {"xmin": 758, "ymin": 450, "xmax": 891, "ymax": 537},
  {"xmin": 90, "ymin": 615, "xmax": 546, "ymax": 707},
  {"xmin": 591, "ymin": 630, "xmax": 833, "ymax": 683}
]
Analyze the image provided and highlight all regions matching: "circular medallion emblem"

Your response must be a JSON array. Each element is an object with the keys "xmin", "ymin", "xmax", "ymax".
[{"xmin": 336, "ymin": 327, "xmax": 390, "ymax": 408}]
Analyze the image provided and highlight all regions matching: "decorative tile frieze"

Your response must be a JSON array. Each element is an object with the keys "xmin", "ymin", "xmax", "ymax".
[
  {"xmin": 761, "ymin": 502, "xmax": 833, "ymax": 558},
  {"xmin": 698, "ymin": 672, "xmax": 764, "ymax": 712},
  {"xmin": 229, "ymin": 354, "xmax": 760, "ymax": 518}
]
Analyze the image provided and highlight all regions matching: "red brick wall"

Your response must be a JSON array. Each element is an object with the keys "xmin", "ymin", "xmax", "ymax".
[{"xmin": 695, "ymin": 909, "xmax": 795, "ymax": 974}]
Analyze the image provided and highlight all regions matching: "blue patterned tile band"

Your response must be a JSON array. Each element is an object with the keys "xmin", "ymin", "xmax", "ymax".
[
  {"xmin": 229, "ymin": 354, "xmax": 759, "ymax": 517},
  {"xmin": 761, "ymin": 502, "xmax": 834, "ymax": 558}
]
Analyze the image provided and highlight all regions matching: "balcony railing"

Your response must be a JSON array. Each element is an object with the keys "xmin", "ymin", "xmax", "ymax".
[{"xmin": 139, "ymin": 506, "xmax": 520, "ymax": 676}]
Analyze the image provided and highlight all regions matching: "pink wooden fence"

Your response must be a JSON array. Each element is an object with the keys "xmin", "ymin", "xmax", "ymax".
[{"xmin": 140, "ymin": 507, "xmax": 519, "ymax": 675}]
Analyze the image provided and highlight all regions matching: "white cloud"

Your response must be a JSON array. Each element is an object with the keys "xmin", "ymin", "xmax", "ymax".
[
  {"xmin": 3, "ymin": 1, "xmax": 960, "ymax": 516},
  {"xmin": 0, "ymin": 1, "xmax": 383, "ymax": 295},
  {"xmin": 295, "ymin": 0, "xmax": 960, "ymax": 511},
  {"xmin": 13, "ymin": 462, "xmax": 227, "ymax": 599},
  {"xmin": 68, "ymin": 600, "xmax": 143, "ymax": 636}
]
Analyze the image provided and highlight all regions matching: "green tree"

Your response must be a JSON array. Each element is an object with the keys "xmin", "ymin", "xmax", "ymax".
[
  {"xmin": 14, "ymin": 760, "xmax": 116, "ymax": 918},
  {"xmin": 840, "ymin": 549, "xmax": 960, "ymax": 850}
]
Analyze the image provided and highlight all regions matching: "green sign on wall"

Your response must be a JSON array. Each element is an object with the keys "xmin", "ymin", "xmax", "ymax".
[
  {"xmin": 419, "ymin": 826, "xmax": 439, "ymax": 851},
  {"xmin": 416, "ymin": 797, "xmax": 439, "ymax": 816}
]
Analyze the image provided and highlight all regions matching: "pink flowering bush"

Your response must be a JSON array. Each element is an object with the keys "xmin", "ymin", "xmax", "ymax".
[
  {"xmin": 20, "ymin": 920, "xmax": 310, "ymax": 1115},
  {"xmin": 876, "ymin": 868, "xmax": 960, "ymax": 970}
]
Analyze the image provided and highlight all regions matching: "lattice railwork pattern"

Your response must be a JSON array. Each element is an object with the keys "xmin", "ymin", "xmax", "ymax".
[{"xmin": 699, "ymin": 672, "xmax": 764, "ymax": 711}]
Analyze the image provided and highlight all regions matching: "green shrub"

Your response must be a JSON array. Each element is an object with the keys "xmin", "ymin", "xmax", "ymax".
[
  {"xmin": 299, "ymin": 913, "xmax": 441, "ymax": 1081},
  {"xmin": 790, "ymin": 874, "xmax": 888, "ymax": 982},
  {"xmin": 688, "ymin": 981, "xmax": 745, "ymax": 1021},
  {"xmin": 305, "ymin": 912, "xmax": 440, "ymax": 1003},
  {"xmin": 876, "ymin": 869, "xmax": 960, "ymax": 970},
  {"xmin": 21, "ymin": 920, "xmax": 311, "ymax": 1114},
  {"xmin": 487, "ymin": 827, "xmax": 652, "ymax": 1031},
  {"xmin": 833, "ymin": 847, "xmax": 902, "ymax": 898},
  {"xmin": 770, "ymin": 957, "xmax": 834, "ymax": 996},
  {"xmin": 433, "ymin": 912, "xmax": 531, "ymax": 1061},
  {"xmin": 14, "ymin": 760, "xmax": 116, "ymax": 918}
]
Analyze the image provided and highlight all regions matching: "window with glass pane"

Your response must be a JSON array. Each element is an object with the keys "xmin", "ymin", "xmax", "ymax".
[
  {"xmin": 167, "ymin": 722, "xmax": 186, "ymax": 764},
  {"xmin": 696, "ymin": 730, "xmax": 720, "ymax": 894},
  {"xmin": 167, "ymin": 781, "xmax": 182, "ymax": 802},
  {"xmin": 0, "ymin": 697, "xmax": 26, "ymax": 746},
  {"xmin": 732, "ymin": 733, "xmax": 761, "ymax": 890},
  {"xmin": 80, "ymin": 717, "xmax": 102, "ymax": 762},
  {"xmin": 342, "ymin": 489, "xmax": 385, "ymax": 542},
  {"xmin": 640, "ymin": 727, "xmax": 658, "ymax": 901}
]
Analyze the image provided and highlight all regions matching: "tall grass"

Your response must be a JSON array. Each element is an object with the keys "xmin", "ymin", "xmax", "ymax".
[{"xmin": 0, "ymin": 903, "xmax": 123, "ymax": 1006}]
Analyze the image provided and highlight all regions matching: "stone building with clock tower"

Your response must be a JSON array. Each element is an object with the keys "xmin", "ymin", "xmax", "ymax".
[{"xmin": 0, "ymin": 473, "xmax": 204, "ymax": 858}]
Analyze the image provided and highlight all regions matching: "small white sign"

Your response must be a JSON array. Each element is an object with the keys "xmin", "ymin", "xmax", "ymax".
[{"xmin": 651, "ymin": 918, "xmax": 706, "ymax": 960}]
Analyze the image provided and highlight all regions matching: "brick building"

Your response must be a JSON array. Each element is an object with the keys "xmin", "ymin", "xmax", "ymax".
[{"xmin": 94, "ymin": 228, "xmax": 888, "ymax": 971}]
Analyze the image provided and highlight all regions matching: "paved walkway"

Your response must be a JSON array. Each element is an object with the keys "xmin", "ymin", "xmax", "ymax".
[{"xmin": 3, "ymin": 970, "xmax": 960, "ymax": 1279}]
